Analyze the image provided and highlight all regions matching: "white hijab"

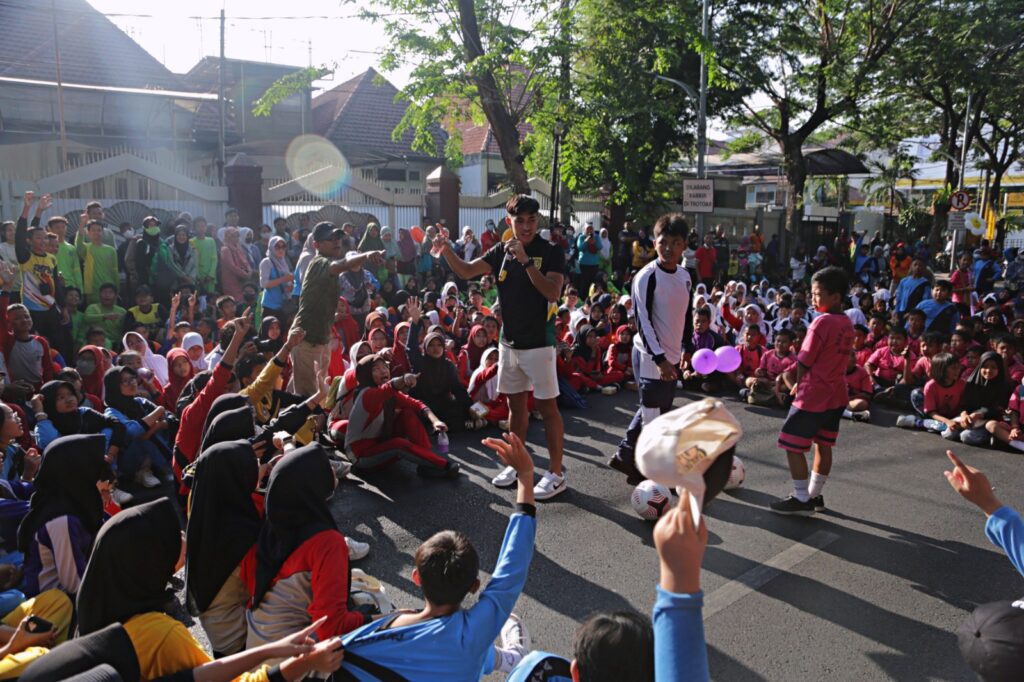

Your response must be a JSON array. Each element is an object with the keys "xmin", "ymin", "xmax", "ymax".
[
  {"xmin": 181, "ymin": 332, "xmax": 208, "ymax": 371},
  {"xmin": 121, "ymin": 331, "xmax": 169, "ymax": 385},
  {"xmin": 468, "ymin": 346, "xmax": 499, "ymax": 403}
]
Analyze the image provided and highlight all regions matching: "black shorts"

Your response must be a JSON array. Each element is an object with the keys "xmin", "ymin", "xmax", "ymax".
[{"xmin": 778, "ymin": 406, "xmax": 843, "ymax": 454}]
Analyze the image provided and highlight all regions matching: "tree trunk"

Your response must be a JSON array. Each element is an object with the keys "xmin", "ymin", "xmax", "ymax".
[
  {"xmin": 457, "ymin": 0, "xmax": 531, "ymax": 195},
  {"xmin": 780, "ymin": 138, "xmax": 807, "ymax": 261}
]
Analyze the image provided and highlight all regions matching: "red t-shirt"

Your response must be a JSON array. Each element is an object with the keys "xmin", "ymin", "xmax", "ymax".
[
  {"xmin": 923, "ymin": 378, "xmax": 966, "ymax": 417},
  {"xmin": 867, "ymin": 346, "xmax": 917, "ymax": 384},
  {"xmin": 760, "ymin": 349, "xmax": 797, "ymax": 380},
  {"xmin": 794, "ymin": 313, "xmax": 854, "ymax": 411},
  {"xmin": 950, "ymin": 268, "xmax": 972, "ymax": 305},
  {"xmin": 1008, "ymin": 387, "xmax": 1024, "ymax": 421},
  {"xmin": 845, "ymin": 366, "xmax": 873, "ymax": 397},
  {"xmin": 737, "ymin": 344, "xmax": 764, "ymax": 377},
  {"xmin": 695, "ymin": 246, "xmax": 716, "ymax": 279},
  {"xmin": 911, "ymin": 355, "xmax": 932, "ymax": 384}
]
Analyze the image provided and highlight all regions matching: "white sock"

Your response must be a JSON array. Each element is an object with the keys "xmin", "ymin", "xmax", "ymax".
[
  {"xmin": 842, "ymin": 409, "xmax": 853, "ymax": 419},
  {"xmin": 808, "ymin": 472, "xmax": 828, "ymax": 498},
  {"xmin": 493, "ymin": 646, "xmax": 523, "ymax": 674},
  {"xmin": 792, "ymin": 479, "xmax": 810, "ymax": 502}
]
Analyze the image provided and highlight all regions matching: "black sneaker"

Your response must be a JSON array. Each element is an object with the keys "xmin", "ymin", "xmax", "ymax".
[
  {"xmin": 418, "ymin": 461, "xmax": 461, "ymax": 479},
  {"xmin": 769, "ymin": 495, "xmax": 817, "ymax": 516},
  {"xmin": 608, "ymin": 456, "xmax": 644, "ymax": 485},
  {"xmin": 811, "ymin": 495, "xmax": 825, "ymax": 512}
]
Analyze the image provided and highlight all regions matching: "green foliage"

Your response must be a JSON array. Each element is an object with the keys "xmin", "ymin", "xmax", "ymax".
[
  {"xmin": 251, "ymin": 66, "xmax": 334, "ymax": 118},
  {"xmin": 860, "ymin": 147, "xmax": 919, "ymax": 212}
]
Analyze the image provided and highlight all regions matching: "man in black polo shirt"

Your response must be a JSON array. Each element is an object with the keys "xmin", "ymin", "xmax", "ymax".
[{"xmin": 436, "ymin": 195, "xmax": 569, "ymax": 499}]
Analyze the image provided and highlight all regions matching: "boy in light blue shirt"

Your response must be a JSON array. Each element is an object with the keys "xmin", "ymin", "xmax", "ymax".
[{"xmin": 340, "ymin": 433, "xmax": 537, "ymax": 680}]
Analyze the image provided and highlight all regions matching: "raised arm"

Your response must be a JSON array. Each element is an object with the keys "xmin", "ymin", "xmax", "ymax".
[
  {"xmin": 435, "ymin": 233, "xmax": 493, "ymax": 281},
  {"xmin": 328, "ymin": 250, "xmax": 385, "ymax": 276}
]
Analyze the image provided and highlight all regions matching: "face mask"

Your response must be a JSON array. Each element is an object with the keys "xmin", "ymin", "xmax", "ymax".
[
  {"xmin": 144, "ymin": 226, "xmax": 160, "ymax": 236},
  {"xmin": 76, "ymin": 358, "xmax": 96, "ymax": 376}
]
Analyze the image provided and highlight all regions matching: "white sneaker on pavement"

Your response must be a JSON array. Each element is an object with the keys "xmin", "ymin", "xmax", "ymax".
[
  {"xmin": 138, "ymin": 470, "xmax": 161, "ymax": 488},
  {"xmin": 346, "ymin": 537, "xmax": 370, "ymax": 561},
  {"xmin": 111, "ymin": 489, "xmax": 132, "ymax": 506},
  {"xmin": 492, "ymin": 613, "xmax": 531, "ymax": 672},
  {"xmin": 533, "ymin": 471, "xmax": 567, "ymax": 500},
  {"xmin": 491, "ymin": 465, "xmax": 518, "ymax": 488}
]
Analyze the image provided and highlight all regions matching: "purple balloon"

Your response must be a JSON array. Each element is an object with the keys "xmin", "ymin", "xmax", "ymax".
[
  {"xmin": 715, "ymin": 345, "xmax": 742, "ymax": 373},
  {"xmin": 692, "ymin": 348, "xmax": 719, "ymax": 375}
]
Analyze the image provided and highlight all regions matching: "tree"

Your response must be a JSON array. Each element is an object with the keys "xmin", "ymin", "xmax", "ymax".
[
  {"xmin": 713, "ymin": 0, "xmax": 927, "ymax": 252},
  {"xmin": 545, "ymin": 0, "xmax": 711, "ymax": 212},
  {"xmin": 860, "ymin": 147, "xmax": 919, "ymax": 236},
  {"xmin": 362, "ymin": 0, "xmax": 566, "ymax": 194},
  {"xmin": 972, "ymin": 72, "xmax": 1024, "ymax": 218},
  {"xmin": 875, "ymin": 0, "xmax": 1024, "ymax": 248}
]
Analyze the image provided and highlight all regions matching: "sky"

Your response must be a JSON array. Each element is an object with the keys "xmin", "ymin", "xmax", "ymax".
[{"xmin": 87, "ymin": 0, "xmax": 413, "ymax": 92}]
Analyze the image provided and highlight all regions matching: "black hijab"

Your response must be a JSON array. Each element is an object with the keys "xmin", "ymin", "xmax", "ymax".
[
  {"xmin": 76, "ymin": 498, "xmax": 182, "ymax": 635},
  {"xmin": 962, "ymin": 351, "xmax": 1012, "ymax": 414},
  {"xmin": 256, "ymin": 316, "xmax": 283, "ymax": 354},
  {"xmin": 572, "ymin": 324, "xmax": 596, "ymax": 361},
  {"xmin": 102, "ymin": 367, "xmax": 146, "ymax": 421},
  {"xmin": 355, "ymin": 353, "xmax": 385, "ymax": 389},
  {"xmin": 199, "ymin": 406, "xmax": 256, "ymax": 453},
  {"xmin": 17, "ymin": 434, "xmax": 108, "ymax": 553},
  {"xmin": 253, "ymin": 443, "xmax": 336, "ymax": 607},
  {"xmin": 175, "ymin": 370, "xmax": 211, "ymax": 417},
  {"xmin": 417, "ymin": 331, "xmax": 450, "ymax": 391},
  {"xmin": 40, "ymin": 380, "xmax": 82, "ymax": 435},
  {"xmin": 200, "ymin": 394, "xmax": 249, "ymax": 442},
  {"xmin": 185, "ymin": 439, "xmax": 260, "ymax": 615}
]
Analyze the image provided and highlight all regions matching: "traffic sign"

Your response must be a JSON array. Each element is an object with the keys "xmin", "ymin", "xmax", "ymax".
[
  {"xmin": 948, "ymin": 211, "xmax": 966, "ymax": 232},
  {"xmin": 950, "ymin": 191, "xmax": 971, "ymax": 211},
  {"xmin": 683, "ymin": 179, "xmax": 714, "ymax": 213}
]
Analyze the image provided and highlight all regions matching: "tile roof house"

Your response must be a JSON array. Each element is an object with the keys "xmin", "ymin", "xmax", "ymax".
[
  {"xmin": 453, "ymin": 77, "xmax": 534, "ymax": 195},
  {"xmin": 313, "ymin": 68, "xmax": 446, "ymax": 169}
]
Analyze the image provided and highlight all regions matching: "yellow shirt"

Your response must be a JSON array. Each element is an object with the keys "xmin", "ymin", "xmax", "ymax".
[{"xmin": 124, "ymin": 612, "xmax": 271, "ymax": 682}]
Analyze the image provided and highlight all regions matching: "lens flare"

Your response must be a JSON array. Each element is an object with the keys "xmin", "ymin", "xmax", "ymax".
[{"xmin": 284, "ymin": 134, "xmax": 351, "ymax": 198}]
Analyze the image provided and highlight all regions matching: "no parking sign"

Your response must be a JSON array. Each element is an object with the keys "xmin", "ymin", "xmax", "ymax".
[{"xmin": 951, "ymin": 191, "xmax": 971, "ymax": 211}]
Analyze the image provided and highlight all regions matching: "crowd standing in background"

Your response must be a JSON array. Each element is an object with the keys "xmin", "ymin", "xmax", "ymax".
[{"xmin": 0, "ymin": 189, "xmax": 1015, "ymax": 679}]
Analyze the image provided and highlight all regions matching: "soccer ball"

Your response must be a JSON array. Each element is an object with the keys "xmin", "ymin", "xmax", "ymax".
[
  {"xmin": 630, "ymin": 480, "xmax": 671, "ymax": 520},
  {"xmin": 725, "ymin": 455, "xmax": 746, "ymax": 490}
]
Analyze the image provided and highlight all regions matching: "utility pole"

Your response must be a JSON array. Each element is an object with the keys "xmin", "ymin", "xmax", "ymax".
[
  {"xmin": 696, "ymin": 0, "xmax": 709, "ymax": 237},
  {"xmin": 218, "ymin": 9, "xmax": 226, "ymax": 185},
  {"xmin": 51, "ymin": 0, "xmax": 68, "ymax": 170},
  {"xmin": 549, "ymin": 123, "xmax": 561, "ymax": 225}
]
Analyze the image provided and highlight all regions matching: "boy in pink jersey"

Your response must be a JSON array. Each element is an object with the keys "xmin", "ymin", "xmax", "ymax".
[
  {"xmin": 743, "ymin": 328, "xmax": 796, "ymax": 406},
  {"xmin": 842, "ymin": 350, "xmax": 873, "ymax": 422},
  {"xmin": 771, "ymin": 267, "xmax": 854, "ymax": 516}
]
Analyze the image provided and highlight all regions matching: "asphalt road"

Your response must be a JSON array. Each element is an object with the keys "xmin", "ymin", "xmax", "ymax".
[{"xmin": 177, "ymin": 388, "xmax": 1021, "ymax": 680}]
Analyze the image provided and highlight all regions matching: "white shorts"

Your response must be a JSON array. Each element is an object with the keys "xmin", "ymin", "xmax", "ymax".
[{"xmin": 497, "ymin": 345, "xmax": 560, "ymax": 400}]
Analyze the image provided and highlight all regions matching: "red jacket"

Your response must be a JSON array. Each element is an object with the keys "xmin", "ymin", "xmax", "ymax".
[
  {"xmin": 173, "ymin": 362, "xmax": 232, "ymax": 488},
  {"xmin": 481, "ymin": 230, "xmax": 500, "ymax": 253},
  {"xmin": 240, "ymin": 530, "xmax": 365, "ymax": 640}
]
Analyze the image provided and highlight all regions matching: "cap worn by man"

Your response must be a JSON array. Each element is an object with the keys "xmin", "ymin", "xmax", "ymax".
[
  {"xmin": 958, "ymin": 600, "xmax": 1024, "ymax": 682},
  {"xmin": 313, "ymin": 222, "xmax": 343, "ymax": 242}
]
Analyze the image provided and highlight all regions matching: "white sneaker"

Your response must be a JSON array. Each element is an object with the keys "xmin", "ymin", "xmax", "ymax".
[
  {"xmin": 530, "ymin": 410, "xmax": 543, "ymax": 421},
  {"xmin": 497, "ymin": 419, "xmax": 510, "ymax": 432},
  {"xmin": 533, "ymin": 471, "xmax": 567, "ymax": 500},
  {"xmin": 500, "ymin": 612, "xmax": 531, "ymax": 658},
  {"xmin": 491, "ymin": 465, "xmax": 518, "ymax": 488},
  {"xmin": 600, "ymin": 385, "xmax": 618, "ymax": 396},
  {"xmin": 346, "ymin": 537, "xmax": 370, "ymax": 561},
  {"xmin": 138, "ymin": 470, "xmax": 161, "ymax": 488},
  {"xmin": 111, "ymin": 488, "xmax": 132, "ymax": 506},
  {"xmin": 895, "ymin": 415, "xmax": 921, "ymax": 429}
]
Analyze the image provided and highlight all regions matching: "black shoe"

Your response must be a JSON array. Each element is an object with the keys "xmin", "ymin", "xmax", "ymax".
[
  {"xmin": 769, "ymin": 495, "xmax": 817, "ymax": 516},
  {"xmin": 418, "ymin": 461, "xmax": 461, "ymax": 479},
  {"xmin": 608, "ymin": 456, "xmax": 644, "ymax": 485},
  {"xmin": 811, "ymin": 495, "xmax": 825, "ymax": 512}
]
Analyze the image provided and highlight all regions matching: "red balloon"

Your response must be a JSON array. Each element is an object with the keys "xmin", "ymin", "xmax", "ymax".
[{"xmin": 411, "ymin": 226, "xmax": 425, "ymax": 243}]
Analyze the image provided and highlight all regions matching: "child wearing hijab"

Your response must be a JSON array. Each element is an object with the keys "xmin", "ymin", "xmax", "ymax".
[
  {"xmin": 564, "ymin": 326, "xmax": 621, "ymax": 395},
  {"xmin": 18, "ymin": 434, "xmax": 109, "ymax": 600},
  {"xmin": 77, "ymin": 497, "xmax": 344, "ymax": 681},
  {"xmin": 160, "ymin": 348, "xmax": 193, "ymax": 414},
  {"xmin": 31, "ymin": 380, "xmax": 126, "ymax": 458},
  {"xmin": 122, "ymin": 331, "xmax": 169, "ymax": 386},
  {"xmin": 955, "ymin": 351, "xmax": 1011, "ymax": 446},
  {"xmin": 467, "ymin": 347, "xmax": 506, "ymax": 428},
  {"xmin": 457, "ymin": 324, "xmax": 490, "ymax": 387},
  {"xmin": 242, "ymin": 444, "xmax": 373, "ymax": 653},
  {"xmin": 185, "ymin": 440, "xmax": 262, "ymax": 657},
  {"xmin": 605, "ymin": 325, "xmax": 635, "ymax": 389},
  {"xmin": 181, "ymin": 332, "xmax": 208, "ymax": 372},
  {"xmin": 345, "ymin": 355, "xmax": 459, "ymax": 478},
  {"xmin": 406, "ymin": 303, "xmax": 473, "ymax": 431},
  {"xmin": 103, "ymin": 367, "xmax": 174, "ymax": 489}
]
